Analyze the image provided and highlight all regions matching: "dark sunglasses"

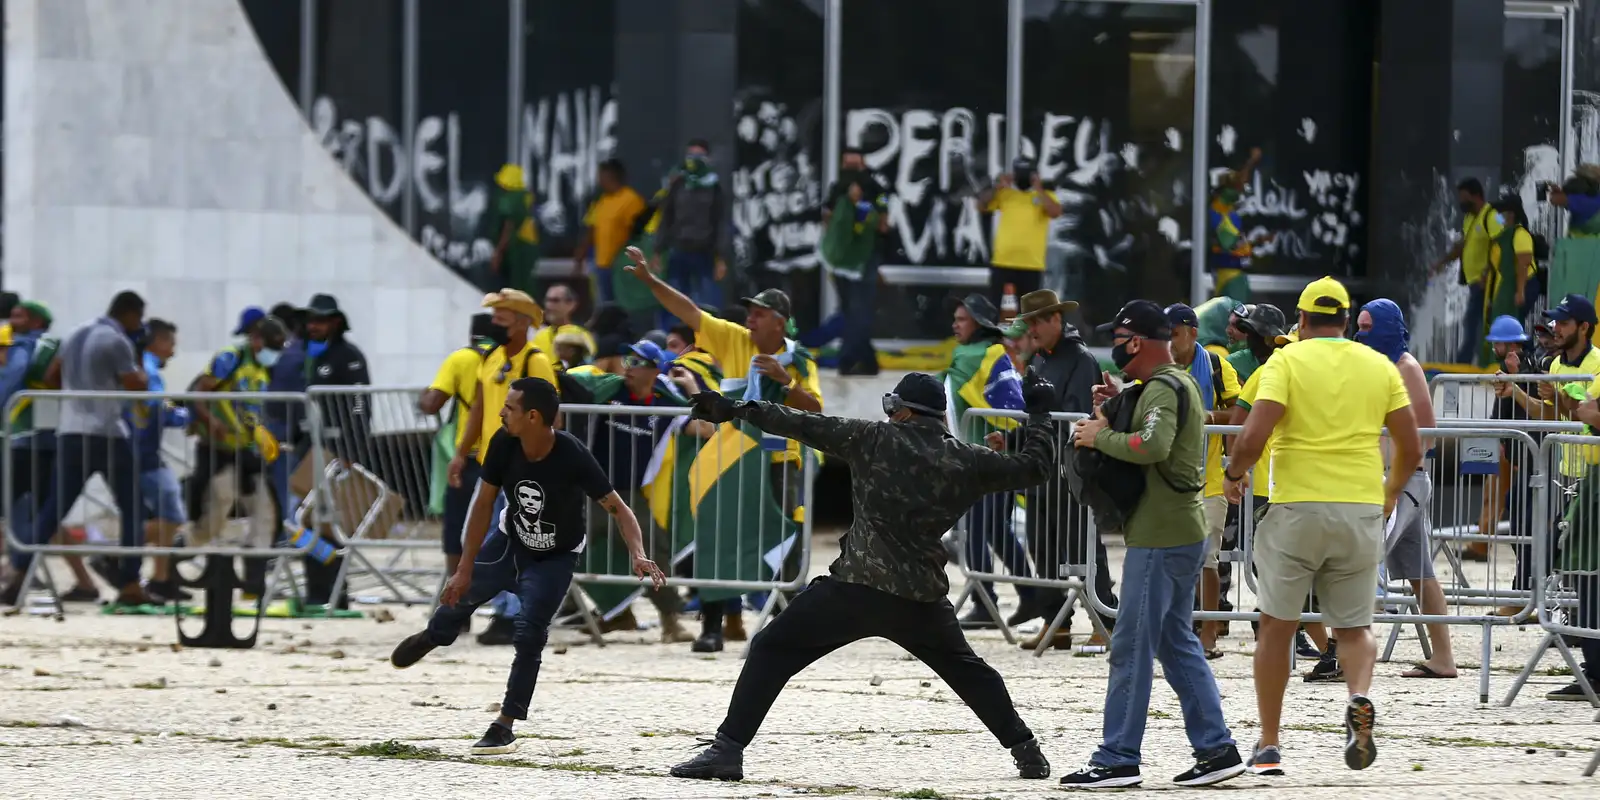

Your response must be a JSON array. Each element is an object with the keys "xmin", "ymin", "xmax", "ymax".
[{"xmin": 623, "ymin": 354, "xmax": 656, "ymax": 370}]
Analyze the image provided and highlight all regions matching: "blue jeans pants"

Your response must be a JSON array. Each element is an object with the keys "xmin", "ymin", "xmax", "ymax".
[
  {"xmin": 425, "ymin": 532, "xmax": 576, "ymax": 719},
  {"xmin": 666, "ymin": 250, "xmax": 721, "ymax": 323},
  {"xmin": 834, "ymin": 273, "xmax": 878, "ymax": 372},
  {"xmin": 964, "ymin": 492, "xmax": 1035, "ymax": 604},
  {"xmin": 12, "ymin": 434, "xmax": 143, "ymax": 585},
  {"xmin": 483, "ymin": 493, "xmax": 520, "ymax": 617},
  {"xmin": 591, "ymin": 263, "xmax": 616, "ymax": 304},
  {"xmin": 1094, "ymin": 540, "xmax": 1234, "ymax": 768},
  {"xmin": 1456, "ymin": 282, "xmax": 1486, "ymax": 364}
]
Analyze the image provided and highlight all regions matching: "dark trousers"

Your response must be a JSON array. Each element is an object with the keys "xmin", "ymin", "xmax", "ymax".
[
  {"xmin": 717, "ymin": 577, "xmax": 1035, "ymax": 748},
  {"xmin": 1576, "ymin": 574, "xmax": 1600, "ymax": 679},
  {"xmin": 1456, "ymin": 282, "xmax": 1486, "ymax": 364},
  {"xmin": 426, "ymin": 534, "xmax": 577, "ymax": 719},
  {"xmin": 834, "ymin": 273, "xmax": 879, "ymax": 373},
  {"xmin": 1025, "ymin": 487, "xmax": 1117, "ymax": 628},
  {"xmin": 12, "ymin": 434, "xmax": 142, "ymax": 585},
  {"xmin": 988, "ymin": 266, "xmax": 1043, "ymax": 307},
  {"xmin": 964, "ymin": 491, "xmax": 1035, "ymax": 604},
  {"xmin": 441, "ymin": 458, "xmax": 480, "ymax": 556}
]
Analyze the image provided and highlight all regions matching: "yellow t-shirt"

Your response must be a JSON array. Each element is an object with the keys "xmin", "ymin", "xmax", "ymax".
[
  {"xmin": 1234, "ymin": 368, "xmax": 1277, "ymax": 500},
  {"xmin": 584, "ymin": 187, "xmax": 648, "ymax": 268},
  {"xmin": 697, "ymin": 314, "xmax": 824, "ymax": 464},
  {"xmin": 1461, "ymin": 205, "xmax": 1505, "ymax": 285},
  {"xmin": 1488, "ymin": 226, "xmax": 1538, "ymax": 279},
  {"xmin": 474, "ymin": 343, "xmax": 559, "ymax": 463},
  {"xmin": 1548, "ymin": 346, "xmax": 1600, "ymax": 476},
  {"xmin": 531, "ymin": 324, "xmax": 597, "ymax": 360},
  {"xmin": 1253, "ymin": 338, "xmax": 1410, "ymax": 505},
  {"xmin": 986, "ymin": 187, "xmax": 1053, "ymax": 272},
  {"xmin": 429, "ymin": 347, "xmax": 486, "ymax": 453},
  {"xmin": 1200, "ymin": 354, "xmax": 1241, "ymax": 498},
  {"xmin": 0, "ymin": 322, "xmax": 12, "ymax": 348}
]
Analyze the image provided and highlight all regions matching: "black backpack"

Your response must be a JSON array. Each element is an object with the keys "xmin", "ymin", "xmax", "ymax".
[{"xmin": 1064, "ymin": 373, "xmax": 1202, "ymax": 534}]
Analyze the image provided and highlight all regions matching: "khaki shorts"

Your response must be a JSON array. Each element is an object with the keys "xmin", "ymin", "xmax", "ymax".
[
  {"xmin": 1203, "ymin": 495, "xmax": 1229, "ymax": 569},
  {"xmin": 1254, "ymin": 502, "xmax": 1384, "ymax": 629}
]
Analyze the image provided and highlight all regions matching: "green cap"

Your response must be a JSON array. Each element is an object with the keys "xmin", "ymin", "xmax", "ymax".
[
  {"xmin": 18, "ymin": 300, "xmax": 52, "ymax": 326},
  {"xmin": 1003, "ymin": 318, "xmax": 1027, "ymax": 339}
]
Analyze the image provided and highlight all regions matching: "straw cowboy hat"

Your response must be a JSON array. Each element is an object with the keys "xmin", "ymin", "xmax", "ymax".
[
  {"xmin": 1012, "ymin": 289, "xmax": 1080, "ymax": 322},
  {"xmin": 483, "ymin": 289, "xmax": 544, "ymax": 327}
]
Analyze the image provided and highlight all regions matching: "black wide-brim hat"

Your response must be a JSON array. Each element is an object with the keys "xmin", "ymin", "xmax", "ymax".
[
  {"xmin": 303, "ymin": 293, "xmax": 349, "ymax": 329},
  {"xmin": 946, "ymin": 293, "xmax": 1005, "ymax": 333}
]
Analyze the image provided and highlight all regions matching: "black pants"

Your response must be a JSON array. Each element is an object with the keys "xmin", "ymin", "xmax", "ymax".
[
  {"xmin": 716, "ymin": 578, "xmax": 1035, "ymax": 748},
  {"xmin": 1024, "ymin": 486, "xmax": 1118, "ymax": 628}
]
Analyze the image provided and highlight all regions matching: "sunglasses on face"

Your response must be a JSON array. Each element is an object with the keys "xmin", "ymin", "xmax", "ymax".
[{"xmin": 623, "ymin": 355, "xmax": 655, "ymax": 370}]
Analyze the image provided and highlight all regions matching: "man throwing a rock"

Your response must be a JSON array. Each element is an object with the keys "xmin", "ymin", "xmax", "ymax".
[{"xmin": 670, "ymin": 371, "xmax": 1060, "ymax": 782}]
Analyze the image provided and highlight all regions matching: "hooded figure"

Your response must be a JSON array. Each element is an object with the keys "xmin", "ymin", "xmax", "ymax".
[
  {"xmin": 1356, "ymin": 298, "xmax": 1409, "ymax": 363},
  {"xmin": 1193, "ymin": 296, "xmax": 1239, "ymax": 356}
]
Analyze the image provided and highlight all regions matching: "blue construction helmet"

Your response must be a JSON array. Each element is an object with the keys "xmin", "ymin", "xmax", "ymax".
[{"xmin": 1485, "ymin": 314, "xmax": 1528, "ymax": 343}]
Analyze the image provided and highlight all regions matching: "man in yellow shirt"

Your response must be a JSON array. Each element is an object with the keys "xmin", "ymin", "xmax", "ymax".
[
  {"xmin": 1225, "ymin": 276, "xmax": 1422, "ymax": 775},
  {"xmin": 1165, "ymin": 304, "xmax": 1239, "ymax": 658},
  {"xmin": 420, "ymin": 313, "xmax": 497, "ymax": 586},
  {"xmin": 446, "ymin": 289, "xmax": 559, "ymax": 645},
  {"xmin": 1428, "ymin": 178, "xmax": 1502, "ymax": 363},
  {"xmin": 978, "ymin": 158, "xmax": 1062, "ymax": 303},
  {"xmin": 574, "ymin": 159, "xmax": 648, "ymax": 304}
]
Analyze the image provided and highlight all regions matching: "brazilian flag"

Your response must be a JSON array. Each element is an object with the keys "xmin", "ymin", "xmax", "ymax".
[
  {"xmin": 678, "ymin": 418, "xmax": 800, "ymax": 604},
  {"xmin": 1548, "ymin": 237, "xmax": 1600, "ymax": 303}
]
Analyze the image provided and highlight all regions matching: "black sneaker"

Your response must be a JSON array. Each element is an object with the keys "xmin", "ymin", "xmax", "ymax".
[
  {"xmin": 1343, "ymin": 694, "xmax": 1377, "ymax": 770},
  {"xmin": 144, "ymin": 580, "xmax": 191, "ymax": 604},
  {"xmin": 1005, "ymin": 602, "xmax": 1043, "ymax": 628},
  {"xmin": 1295, "ymin": 630, "xmax": 1321, "ymax": 659},
  {"xmin": 669, "ymin": 734, "xmax": 744, "ymax": 781},
  {"xmin": 1173, "ymin": 744, "xmax": 1246, "ymax": 787},
  {"xmin": 1011, "ymin": 738, "xmax": 1050, "ymax": 779},
  {"xmin": 0, "ymin": 578, "xmax": 21, "ymax": 607},
  {"xmin": 959, "ymin": 602, "xmax": 1001, "ymax": 630},
  {"xmin": 1247, "ymin": 742, "xmax": 1284, "ymax": 776},
  {"xmin": 1545, "ymin": 680, "xmax": 1597, "ymax": 701},
  {"xmin": 691, "ymin": 632, "xmax": 724, "ymax": 653},
  {"xmin": 470, "ymin": 722, "xmax": 517, "ymax": 756},
  {"xmin": 1059, "ymin": 763, "xmax": 1141, "ymax": 789},
  {"xmin": 476, "ymin": 616, "xmax": 515, "ymax": 646},
  {"xmin": 390, "ymin": 631, "xmax": 438, "ymax": 669},
  {"xmin": 1304, "ymin": 657, "xmax": 1344, "ymax": 683},
  {"xmin": 59, "ymin": 585, "xmax": 102, "ymax": 603}
]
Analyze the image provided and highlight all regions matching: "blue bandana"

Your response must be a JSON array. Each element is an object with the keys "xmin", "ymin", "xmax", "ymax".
[{"xmin": 1355, "ymin": 299, "xmax": 1408, "ymax": 363}]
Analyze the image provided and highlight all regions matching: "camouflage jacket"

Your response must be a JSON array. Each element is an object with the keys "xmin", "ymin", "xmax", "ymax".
[{"xmin": 740, "ymin": 402, "xmax": 1057, "ymax": 602}]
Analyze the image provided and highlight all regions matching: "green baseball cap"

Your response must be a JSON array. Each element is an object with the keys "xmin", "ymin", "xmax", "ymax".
[{"xmin": 18, "ymin": 300, "xmax": 52, "ymax": 325}]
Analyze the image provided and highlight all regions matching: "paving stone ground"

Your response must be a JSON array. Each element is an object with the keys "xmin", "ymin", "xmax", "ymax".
[{"xmin": 1, "ymin": 536, "xmax": 1597, "ymax": 799}]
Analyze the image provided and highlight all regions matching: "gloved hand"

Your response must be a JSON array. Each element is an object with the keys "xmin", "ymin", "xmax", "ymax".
[
  {"xmin": 690, "ymin": 391, "xmax": 738, "ymax": 424},
  {"xmin": 1022, "ymin": 368, "xmax": 1056, "ymax": 417},
  {"xmin": 253, "ymin": 425, "xmax": 281, "ymax": 464}
]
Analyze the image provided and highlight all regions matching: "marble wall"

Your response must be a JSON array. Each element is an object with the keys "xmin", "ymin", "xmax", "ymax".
[{"xmin": 2, "ymin": 0, "xmax": 486, "ymax": 385}]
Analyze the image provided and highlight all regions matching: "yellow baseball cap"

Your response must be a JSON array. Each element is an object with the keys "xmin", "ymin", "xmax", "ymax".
[{"xmin": 1297, "ymin": 276, "xmax": 1351, "ymax": 314}]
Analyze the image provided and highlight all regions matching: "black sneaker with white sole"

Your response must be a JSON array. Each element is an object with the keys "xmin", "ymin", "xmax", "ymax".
[
  {"xmin": 390, "ymin": 631, "xmax": 437, "ymax": 669},
  {"xmin": 1343, "ymin": 694, "xmax": 1377, "ymax": 770},
  {"xmin": 1304, "ymin": 656, "xmax": 1344, "ymax": 683},
  {"xmin": 1173, "ymin": 744, "xmax": 1246, "ymax": 787},
  {"xmin": 1058, "ymin": 763, "xmax": 1141, "ymax": 789},
  {"xmin": 1246, "ymin": 742, "xmax": 1284, "ymax": 776},
  {"xmin": 470, "ymin": 722, "xmax": 517, "ymax": 755}
]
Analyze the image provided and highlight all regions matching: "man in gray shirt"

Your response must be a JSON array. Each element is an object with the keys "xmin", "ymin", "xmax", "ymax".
[{"xmin": 3, "ymin": 292, "xmax": 150, "ymax": 606}]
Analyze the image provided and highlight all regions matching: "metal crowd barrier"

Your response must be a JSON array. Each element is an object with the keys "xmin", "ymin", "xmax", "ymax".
[
  {"xmin": 1, "ymin": 390, "xmax": 325, "ymax": 644},
  {"xmin": 1430, "ymin": 371, "xmax": 1594, "ymax": 421},
  {"xmin": 561, "ymin": 403, "xmax": 817, "ymax": 656}
]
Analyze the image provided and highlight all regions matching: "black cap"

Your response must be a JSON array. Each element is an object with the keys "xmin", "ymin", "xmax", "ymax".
[
  {"xmin": 1235, "ymin": 303, "xmax": 1289, "ymax": 341},
  {"xmin": 1096, "ymin": 300, "xmax": 1173, "ymax": 341},
  {"xmin": 1164, "ymin": 303, "xmax": 1199, "ymax": 329},
  {"xmin": 304, "ymin": 294, "xmax": 348, "ymax": 329},
  {"xmin": 1546, "ymin": 293, "xmax": 1599, "ymax": 326},
  {"xmin": 740, "ymin": 289, "xmax": 792, "ymax": 319},
  {"xmin": 892, "ymin": 372, "xmax": 947, "ymax": 415}
]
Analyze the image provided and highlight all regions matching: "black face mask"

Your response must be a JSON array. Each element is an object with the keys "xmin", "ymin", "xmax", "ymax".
[
  {"xmin": 1111, "ymin": 340, "xmax": 1135, "ymax": 370},
  {"xmin": 486, "ymin": 323, "xmax": 512, "ymax": 348},
  {"xmin": 1014, "ymin": 168, "xmax": 1035, "ymax": 187},
  {"xmin": 840, "ymin": 168, "xmax": 865, "ymax": 184},
  {"xmin": 1459, "ymin": 200, "xmax": 1478, "ymax": 214}
]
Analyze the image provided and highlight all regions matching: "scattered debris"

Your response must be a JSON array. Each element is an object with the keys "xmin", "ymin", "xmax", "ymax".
[
  {"xmin": 208, "ymin": 657, "xmax": 222, "ymax": 668},
  {"xmin": 329, "ymin": 650, "xmax": 346, "ymax": 660},
  {"xmin": 169, "ymin": 643, "xmax": 183, "ymax": 653},
  {"xmin": 32, "ymin": 667, "xmax": 51, "ymax": 677},
  {"xmin": 266, "ymin": 703, "xmax": 278, "ymax": 711},
  {"xmin": 869, "ymin": 675, "xmax": 884, "ymax": 687},
  {"xmin": 229, "ymin": 716, "xmax": 244, "ymax": 723},
  {"xmin": 297, "ymin": 639, "xmax": 313, "ymax": 648},
  {"xmin": 484, "ymin": 703, "xmax": 499, "ymax": 712},
  {"xmin": 371, "ymin": 608, "xmax": 395, "ymax": 623},
  {"xmin": 920, "ymin": 682, "xmax": 931, "ymax": 688},
  {"xmin": 54, "ymin": 716, "xmax": 85, "ymax": 728},
  {"xmin": 552, "ymin": 644, "xmax": 568, "ymax": 655},
  {"xmin": 215, "ymin": 688, "xmax": 228, "ymax": 694}
]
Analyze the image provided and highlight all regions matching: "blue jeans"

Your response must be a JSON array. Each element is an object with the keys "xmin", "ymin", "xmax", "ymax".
[
  {"xmin": 139, "ymin": 466, "xmax": 185, "ymax": 523},
  {"xmin": 1456, "ymin": 282, "xmax": 1486, "ymax": 364},
  {"xmin": 265, "ymin": 422, "xmax": 297, "ymax": 525},
  {"xmin": 13, "ymin": 434, "xmax": 143, "ymax": 585},
  {"xmin": 667, "ymin": 250, "xmax": 721, "ymax": 320},
  {"xmin": 834, "ymin": 273, "xmax": 879, "ymax": 372},
  {"xmin": 425, "ymin": 532, "xmax": 577, "ymax": 719},
  {"xmin": 591, "ymin": 263, "xmax": 616, "ymax": 304},
  {"xmin": 484, "ymin": 493, "xmax": 519, "ymax": 617},
  {"xmin": 1094, "ymin": 540, "xmax": 1234, "ymax": 768},
  {"xmin": 964, "ymin": 492, "xmax": 1035, "ymax": 604}
]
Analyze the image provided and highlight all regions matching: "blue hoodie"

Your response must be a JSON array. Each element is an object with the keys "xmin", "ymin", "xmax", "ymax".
[{"xmin": 128, "ymin": 351, "xmax": 190, "ymax": 470}]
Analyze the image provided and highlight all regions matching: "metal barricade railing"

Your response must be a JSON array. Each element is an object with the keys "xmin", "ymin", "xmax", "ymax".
[
  {"xmin": 560, "ymin": 403, "xmax": 816, "ymax": 655},
  {"xmin": 2, "ymin": 390, "xmax": 324, "ymax": 625},
  {"xmin": 1502, "ymin": 433, "xmax": 1600, "ymax": 727},
  {"xmin": 1430, "ymin": 372, "xmax": 1594, "ymax": 421}
]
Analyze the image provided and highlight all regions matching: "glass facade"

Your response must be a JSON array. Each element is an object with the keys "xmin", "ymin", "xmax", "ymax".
[{"xmin": 230, "ymin": 0, "xmax": 1578, "ymax": 345}]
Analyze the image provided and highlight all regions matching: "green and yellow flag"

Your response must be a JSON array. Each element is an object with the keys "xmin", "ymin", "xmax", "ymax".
[{"xmin": 678, "ymin": 419, "xmax": 800, "ymax": 604}]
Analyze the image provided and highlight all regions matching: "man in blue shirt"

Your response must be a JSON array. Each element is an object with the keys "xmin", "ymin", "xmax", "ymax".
[
  {"xmin": 128, "ymin": 319, "xmax": 191, "ymax": 602},
  {"xmin": 265, "ymin": 302, "xmax": 309, "ymax": 526}
]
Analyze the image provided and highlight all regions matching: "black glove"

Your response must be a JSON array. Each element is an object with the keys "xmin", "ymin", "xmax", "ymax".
[
  {"xmin": 1022, "ymin": 368, "xmax": 1055, "ymax": 417},
  {"xmin": 690, "ymin": 391, "xmax": 738, "ymax": 424}
]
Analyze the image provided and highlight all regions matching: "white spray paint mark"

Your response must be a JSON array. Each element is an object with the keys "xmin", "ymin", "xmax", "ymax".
[
  {"xmin": 1216, "ymin": 125, "xmax": 1237, "ymax": 156},
  {"xmin": 730, "ymin": 99, "xmax": 823, "ymax": 274},
  {"xmin": 519, "ymin": 86, "xmax": 619, "ymax": 241},
  {"xmin": 1298, "ymin": 118, "xmax": 1317, "ymax": 143}
]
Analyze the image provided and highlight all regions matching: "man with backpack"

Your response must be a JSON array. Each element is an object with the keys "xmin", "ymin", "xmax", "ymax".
[
  {"xmin": 1165, "ymin": 304, "xmax": 1240, "ymax": 659},
  {"xmin": 1056, "ymin": 300, "xmax": 1242, "ymax": 789}
]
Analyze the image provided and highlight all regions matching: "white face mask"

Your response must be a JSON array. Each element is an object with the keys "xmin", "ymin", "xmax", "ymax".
[{"xmin": 256, "ymin": 348, "xmax": 283, "ymax": 369}]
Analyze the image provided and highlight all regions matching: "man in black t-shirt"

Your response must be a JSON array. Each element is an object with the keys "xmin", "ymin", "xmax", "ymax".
[{"xmin": 390, "ymin": 377, "xmax": 665, "ymax": 756}]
